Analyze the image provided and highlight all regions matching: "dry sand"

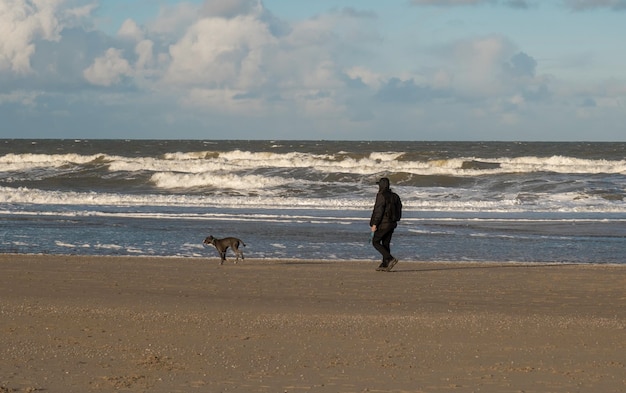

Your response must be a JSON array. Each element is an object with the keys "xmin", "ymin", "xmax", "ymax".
[{"xmin": 1, "ymin": 254, "xmax": 625, "ymax": 393}]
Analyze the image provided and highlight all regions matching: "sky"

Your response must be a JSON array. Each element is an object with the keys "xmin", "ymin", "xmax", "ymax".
[{"xmin": 1, "ymin": 0, "xmax": 625, "ymax": 141}]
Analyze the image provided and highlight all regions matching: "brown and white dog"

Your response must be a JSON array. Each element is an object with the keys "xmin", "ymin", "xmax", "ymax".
[{"xmin": 203, "ymin": 235, "xmax": 246, "ymax": 264}]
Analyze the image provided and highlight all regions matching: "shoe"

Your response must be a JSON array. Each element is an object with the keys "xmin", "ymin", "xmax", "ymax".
[
  {"xmin": 385, "ymin": 258, "xmax": 398, "ymax": 272},
  {"xmin": 376, "ymin": 263, "xmax": 388, "ymax": 271}
]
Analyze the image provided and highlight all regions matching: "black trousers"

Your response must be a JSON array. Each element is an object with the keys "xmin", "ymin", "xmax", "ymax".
[{"xmin": 372, "ymin": 222, "xmax": 396, "ymax": 264}]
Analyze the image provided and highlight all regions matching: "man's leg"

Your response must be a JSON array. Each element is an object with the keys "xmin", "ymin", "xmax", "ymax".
[
  {"xmin": 381, "ymin": 229, "xmax": 394, "ymax": 258},
  {"xmin": 375, "ymin": 224, "xmax": 398, "ymax": 272},
  {"xmin": 372, "ymin": 226, "xmax": 394, "ymax": 266}
]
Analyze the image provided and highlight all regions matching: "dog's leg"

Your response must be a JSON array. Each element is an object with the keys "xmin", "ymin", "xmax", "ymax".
[
  {"xmin": 224, "ymin": 245, "xmax": 233, "ymax": 264},
  {"xmin": 231, "ymin": 245, "xmax": 241, "ymax": 263},
  {"xmin": 238, "ymin": 240, "xmax": 246, "ymax": 260}
]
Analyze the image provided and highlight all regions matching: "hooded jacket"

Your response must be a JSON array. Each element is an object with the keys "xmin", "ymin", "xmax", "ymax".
[{"xmin": 369, "ymin": 178, "xmax": 395, "ymax": 227}]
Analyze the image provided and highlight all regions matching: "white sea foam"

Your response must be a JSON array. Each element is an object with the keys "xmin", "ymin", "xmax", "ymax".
[
  {"xmin": 55, "ymin": 241, "xmax": 90, "ymax": 248},
  {"xmin": 94, "ymin": 243, "xmax": 123, "ymax": 250},
  {"xmin": 0, "ymin": 186, "xmax": 370, "ymax": 209},
  {"xmin": 0, "ymin": 185, "xmax": 624, "ymax": 214},
  {"xmin": 4, "ymin": 150, "xmax": 625, "ymax": 177},
  {"xmin": 9, "ymin": 241, "xmax": 31, "ymax": 247},
  {"xmin": 499, "ymin": 156, "xmax": 626, "ymax": 175},
  {"xmin": 149, "ymin": 171, "xmax": 292, "ymax": 190},
  {"xmin": 154, "ymin": 150, "xmax": 405, "ymax": 175},
  {"xmin": 2, "ymin": 146, "xmax": 625, "ymax": 215},
  {"xmin": 0, "ymin": 153, "xmax": 105, "ymax": 171}
]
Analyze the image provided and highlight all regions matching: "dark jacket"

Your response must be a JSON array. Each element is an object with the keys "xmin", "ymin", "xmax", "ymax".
[{"xmin": 369, "ymin": 178, "xmax": 395, "ymax": 227}]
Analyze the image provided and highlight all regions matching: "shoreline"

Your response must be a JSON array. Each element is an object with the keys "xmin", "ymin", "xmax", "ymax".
[
  {"xmin": 1, "ymin": 254, "xmax": 625, "ymax": 392},
  {"xmin": 4, "ymin": 252, "xmax": 625, "ymax": 266}
]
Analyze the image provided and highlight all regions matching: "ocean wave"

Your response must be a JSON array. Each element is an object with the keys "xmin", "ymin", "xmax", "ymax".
[
  {"xmin": 1, "ymin": 186, "xmax": 624, "ymax": 213},
  {"xmin": 0, "ymin": 152, "xmax": 106, "ymax": 171},
  {"xmin": 1, "ymin": 144, "xmax": 625, "ymax": 214},
  {"xmin": 498, "ymin": 156, "xmax": 626, "ymax": 175},
  {"xmin": 149, "ymin": 171, "xmax": 293, "ymax": 190},
  {"xmin": 2, "ymin": 150, "xmax": 625, "ymax": 179},
  {"xmin": 0, "ymin": 186, "xmax": 371, "ymax": 209}
]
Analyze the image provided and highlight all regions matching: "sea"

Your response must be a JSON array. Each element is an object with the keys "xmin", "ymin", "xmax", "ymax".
[{"xmin": 1, "ymin": 139, "xmax": 625, "ymax": 264}]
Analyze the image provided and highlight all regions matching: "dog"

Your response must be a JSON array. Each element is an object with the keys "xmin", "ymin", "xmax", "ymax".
[{"xmin": 203, "ymin": 235, "xmax": 246, "ymax": 264}]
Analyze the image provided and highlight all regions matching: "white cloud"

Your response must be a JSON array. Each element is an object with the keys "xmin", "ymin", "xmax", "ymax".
[
  {"xmin": 564, "ymin": 0, "xmax": 626, "ymax": 11},
  {"xmin": 146, "ymin": 2, "xmax": 201, "ymax": 37},
  {"xmin": 432, "ymin": 69, "xmax": 454, "ymax": 89},
  {"xmin": 0, "ymin": 89, "xmax": 40, "ymax": 105},
  {"xmin": 410, "ymin": 0, "xmax": 535, "ymax": 8},
  {"xmin": 83, "ymin": 48, "xmax": 132, "ymax": 86},
  {"xmin": 201, "ymin": 0, "xmax": 262, "ymax": 18},
  {"xmin": 1, "ymin": 0, "xmax": 381, "ymax": 127},
  {"xmin": 346, "ymin": 66, "xmax": 383, "ymax": 89},
  {"xmin": 0, "ymin": 0, "xmax": 63, "ymax": 73},
  {"xmin": 412, "ymin": 0, "xmax": 489, "ymax": 4},
  {"xmin": 1, "ymin": 0, "xmax": 624, "ymax": 140},
  {"xmin": 433, "ymin": 35, "xmax": 516, "ymax": 96},
  {"xmin": 411, "ymin": 0, "xmax": 626, "ymax": 10},
  {"xmin": 509, "ymin": 93, "xmax": 525, "ymax": 106},
  {"xmin": 165, "ymin": 15, "xmax": 275, "ymax": 89},
  {"xmin": 134, "ymin": 39, "xmax": 154, "ymax": 70},
  {"xmin": 118, "ymin": 18, "xmax": 143, "ymax": 41},
  {"xmin": 160, "ymin": 4, "xmax": 358, "ymax": 115}
]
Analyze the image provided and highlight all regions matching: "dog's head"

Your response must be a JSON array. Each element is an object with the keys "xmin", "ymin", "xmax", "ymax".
[{"xmin": 203, "ymin": 235, "xmax": 216, "ymax": 246}]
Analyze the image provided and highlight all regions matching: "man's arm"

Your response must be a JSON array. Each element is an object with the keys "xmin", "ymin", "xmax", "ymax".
[{"xmin": 369, "ymin": 193, "xmax": 386, "ymax": 228}]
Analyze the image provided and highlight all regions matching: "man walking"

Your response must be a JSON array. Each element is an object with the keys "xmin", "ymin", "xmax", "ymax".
[{"xmin": 370, "ymin": 177, "xmax": 401, "ymax": 271}]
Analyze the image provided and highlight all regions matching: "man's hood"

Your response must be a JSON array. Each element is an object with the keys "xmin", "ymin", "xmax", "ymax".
[{"xmin": 376, "ymin": 177, "xmax": 390, "ymax": 192}]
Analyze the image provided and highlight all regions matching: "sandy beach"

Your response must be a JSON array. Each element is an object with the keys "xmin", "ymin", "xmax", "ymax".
[{"xmin": 1, "ymin": 255, "xmax": 625, "ymax": 393}]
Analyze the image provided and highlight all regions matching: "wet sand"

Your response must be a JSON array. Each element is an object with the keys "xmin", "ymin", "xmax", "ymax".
[{"xmin": 1, "ymin": 254, "xmax": 625, "ymax": 392}]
